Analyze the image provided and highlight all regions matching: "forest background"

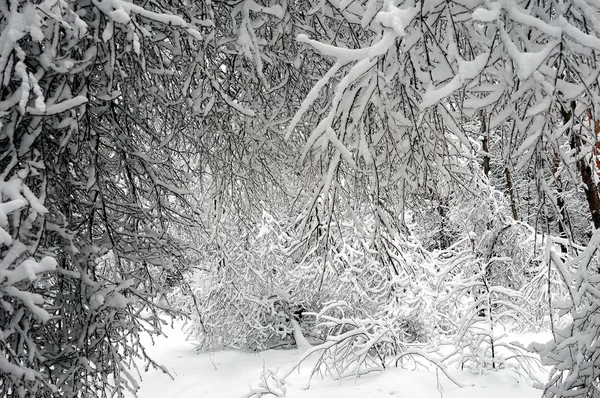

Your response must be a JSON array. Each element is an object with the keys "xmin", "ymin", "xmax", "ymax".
[{"xmin": 1, "ymin": 0, "xmax": 600, "ymax": 397}]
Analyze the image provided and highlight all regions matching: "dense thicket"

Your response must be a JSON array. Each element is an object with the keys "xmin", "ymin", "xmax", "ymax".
[
  {"xmin": 185, "ymin": 2, "xmax": 600, "ymax": 397},
  {"xmin": 2, "ymin": 1, "xmax": 600, "ymax": 397},
  {"xmin": 0, "ymin": 1, "xmax": 205, "ymax": 396}
]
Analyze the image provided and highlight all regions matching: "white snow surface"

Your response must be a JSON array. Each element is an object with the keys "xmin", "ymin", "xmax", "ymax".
[{"xmin": 131, "ymin": 322, "xmax": 547, "ymax": 398}]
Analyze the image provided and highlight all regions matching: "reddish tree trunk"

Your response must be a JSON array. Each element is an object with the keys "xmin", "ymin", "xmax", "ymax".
[{"xmin": 567, "ymin": 105, "xmax": 600, "ymax": 230}]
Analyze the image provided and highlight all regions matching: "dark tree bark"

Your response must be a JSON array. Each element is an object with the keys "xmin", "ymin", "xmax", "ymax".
[
  {"xmin": 481, "ymin": 110, "xmax": 490, "ymax": 177},
  {"xmin": 565, "ymin": 103, "xmax": 600, "ymax": 230},
  {"xmin": 551, "ymin": 149, "xmax": 570, "ymax": 252},
  {"xmin": 504, "ymin": 167, "xmax": 519, "ymax": 221}
]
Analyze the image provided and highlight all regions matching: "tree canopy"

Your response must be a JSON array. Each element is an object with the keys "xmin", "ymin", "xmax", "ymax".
[{"xmin": 1, "ymin": 0, "xmax": 600, "ymax": 397}]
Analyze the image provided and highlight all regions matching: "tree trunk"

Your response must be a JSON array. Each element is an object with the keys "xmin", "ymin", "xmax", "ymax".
[
  {"xmin": 504, "ymin": 167, "xmax": 519, "ymax": 221},
  {"xmin": 577, "ymin": 157, "xmax": 600, "ymax": 230},
  {"xmin": 566, "ymin": 104, "xmax": 600, "ymax": 230},
  {"xmin": 481, "ymin": 110, "xmax": 490, "ymax": 177},
  {"xmin": 551, "ymin": 149, "xmax": 569, "ymax": 252}
]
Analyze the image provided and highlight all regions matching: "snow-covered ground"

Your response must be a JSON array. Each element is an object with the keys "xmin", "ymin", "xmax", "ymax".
[{"xmin": 132, "ymin": 323, "xmax": 548, "ymax": 398}]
